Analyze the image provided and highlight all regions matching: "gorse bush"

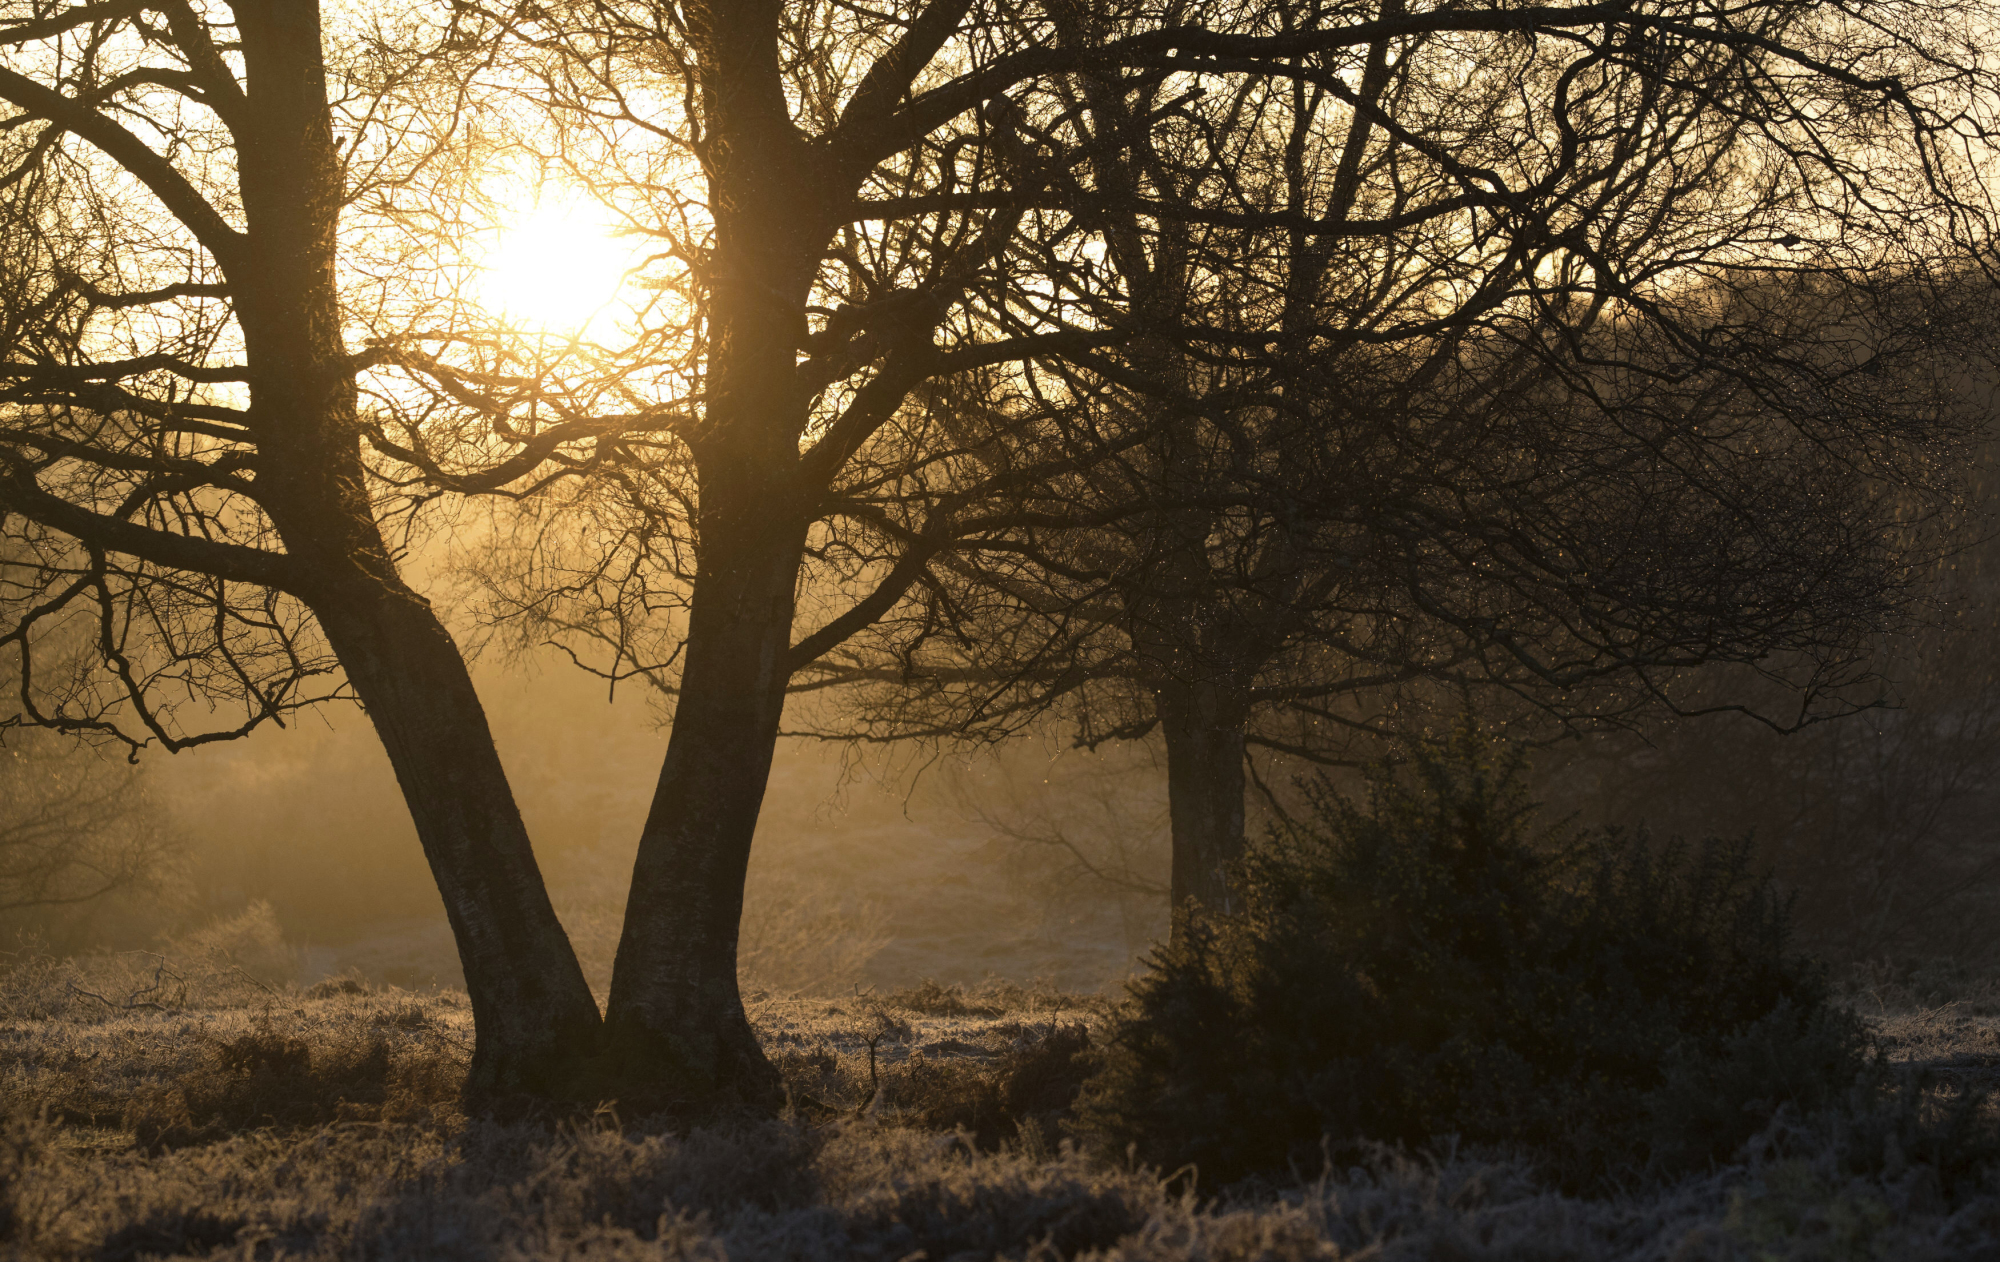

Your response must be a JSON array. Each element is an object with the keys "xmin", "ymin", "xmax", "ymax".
[{"xmin": 1075, "ymin": 722, "xmax": 1874, "ymax": 1189}]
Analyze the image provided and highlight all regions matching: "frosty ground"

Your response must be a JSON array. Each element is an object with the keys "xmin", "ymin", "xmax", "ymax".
[{"xmin": 4, "ymin": 953, "xmax": 2000, "ymax": 1261}]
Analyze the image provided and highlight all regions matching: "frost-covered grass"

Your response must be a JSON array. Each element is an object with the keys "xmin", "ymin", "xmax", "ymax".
[{"xmin": 4, "ymin": 956, "xmax": 2000, "ymax": 1260}]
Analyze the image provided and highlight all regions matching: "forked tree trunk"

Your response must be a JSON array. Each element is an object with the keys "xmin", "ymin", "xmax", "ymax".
[
  {"xmin": 1157, "ymin": 682, "xmax": 1248, "ymax": 930},
  {"xmin": 599, "ymin": 521, "xmax": 802, "ymax": 1114}
]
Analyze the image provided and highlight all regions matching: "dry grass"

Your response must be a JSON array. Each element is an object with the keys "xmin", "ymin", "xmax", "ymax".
[
  {"xmin": 0, "ymin": 972, "xmax": 469, "ymax": 1154},
  {"xmin": 1841, "ymin": 957, "xmax": 2000, "ymax": 1019},
  {"xmin": 3, "ymin": 951, "xmax": 2000, "ymax": 1259}
]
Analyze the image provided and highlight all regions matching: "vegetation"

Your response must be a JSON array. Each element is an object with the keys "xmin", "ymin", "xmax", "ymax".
[
  {"xmin": 805, "ymin": 82, "xmax": 1995, "ymax": 931},
  {"xmin": 0, "ymin": 0, "xmax": 607, "ymax": 1099},
  {"xmin": 0, "ymin": 0, "xmax": 1994, "ymax": 1117},
  {"xmin": 4, "ymin": 953, "xmax": 2000, "ymax": 1260},
  {"xmin": 1076, "ymin": 726, "xmax": 1887, "ymax": 1189},
  {"xmin": 1532, "ymin": 459, "xmax": 2000, "ymax": 967}
]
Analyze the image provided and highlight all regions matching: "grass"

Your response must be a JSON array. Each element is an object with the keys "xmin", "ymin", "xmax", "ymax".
[{"xmin": 4, "ymin": 952, "xmax": 2000, "ymax": 1259}]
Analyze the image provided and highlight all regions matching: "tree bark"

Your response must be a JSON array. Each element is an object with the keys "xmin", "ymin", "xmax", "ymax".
[
  {"xmin": 600, "ymin": 519, "xmax": 802, "ymax": 1114},
  {"xmin": 312, "ymin": 585, "xmax": 605, "ymax": 1099},
  {"xmin": 230, "ymin": 0, "xmax": 603, "ymax": 1102},
  {"xmin": 1157, "ymin": 682, "xmax": 1248, "ymax": 928},
  {"xmin": 591, "ymin": 0, "xmax": 829, "ymax": 1114}
]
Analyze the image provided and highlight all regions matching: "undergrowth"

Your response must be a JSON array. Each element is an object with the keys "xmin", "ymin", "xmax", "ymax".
[
  {"xmin": 1075, "ymin": 723, "xmax": 1898, "ymax": 1191},
  {"xmin": 125, "ymin": 1003, "xmax": 465, "ymax": 1149},
  {"xmin": 0, "ymin": 972, "xmax": 1997, "ymax": 1258},
  {"xmin": 3, "ymin": 1054, "xmax": 1999, "ymax": 1259},
  {"xmin": 2, "ymin": 804, "xmax": 1999, "ymax": 1257}
]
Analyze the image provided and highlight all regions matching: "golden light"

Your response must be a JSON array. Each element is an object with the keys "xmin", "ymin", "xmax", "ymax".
[{"xmin": 475, "ymin": 196, "xmax": 637, "ymax": 333}]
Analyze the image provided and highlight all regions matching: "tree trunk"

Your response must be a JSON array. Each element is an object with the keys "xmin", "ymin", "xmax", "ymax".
[
  {"xmin": 1157, "ymin": 682, "xmax": 1248, "ymax": 928},
  {"xmin": 230, "ymin": 0, "xmax": 603, "ymax": 1103},
  {"xmin": 312, "ymin": 583, "xmax": 605, "ymax": 1100},
  {"xmin": 599, "ymin": 521, "xmax": 802, "ymax": 1115},
  {"xmin": 593, "ymin": 0, "xmax": 845, "ymax": 1115}
]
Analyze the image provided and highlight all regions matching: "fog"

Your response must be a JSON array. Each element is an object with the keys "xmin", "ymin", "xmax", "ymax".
[
  {"xmin": 98, "ymin": 651, "xmax": 1169, "ymax": 997},
  {"xmin": 15, "ymin": 470, "xmax": 2000, "ymax": 992},
  {"xmin": 19, "ymin": 567, "xmax": 2000, "ymax": 995}
]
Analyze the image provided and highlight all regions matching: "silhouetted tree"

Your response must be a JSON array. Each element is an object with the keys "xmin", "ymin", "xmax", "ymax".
[
  {"xmin": 791, "ymin": 19, "xmax": 1997, "ymax": 921},
  {"xmin": 0, "ymin": 734, "xmax": 178, "ymax": 938},
  {"xmin": 6, "ymin": 0, "xmax": 1994, "ymax": 1118},
  {"xmin": 435, "ymin": 0, "xmax": 2000, "ymax": 1108},
  {"xmin": 0, "ymin": 1, "xmax": 603, "ymax": 1099}
]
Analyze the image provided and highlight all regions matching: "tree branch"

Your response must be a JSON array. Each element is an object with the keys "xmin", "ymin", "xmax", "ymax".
[
  {"xmin": 0, "ymin": 65, "xmax": 245, "ymax": 270},
  {"xmin": 0, "ymin": 466, "xmax": 297, "ymax": 591}
]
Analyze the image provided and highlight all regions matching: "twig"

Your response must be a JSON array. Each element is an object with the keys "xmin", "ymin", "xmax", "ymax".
[
  {"xmin": 127, "ymin": 953, "xmax": 188, "ymax": 1008},
  {"xmin": 66, "ymin": 952, "xmax": 190, "ymax": 1012},
  {"xmin": 65, "ymin": 981, "xmax": 165, "ymax": 1013},
  {"xmin": 858, "ymin": 1031, "xmax": 885, "ymax": 1118},
  {"xmin": 224, "ymin": 964, "xmax": 281, "ymax": 998}
]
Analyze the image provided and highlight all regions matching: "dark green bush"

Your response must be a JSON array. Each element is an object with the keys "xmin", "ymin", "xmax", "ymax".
[{"xmin": 1074, "ymin": 722, "xmax": 1873, "ymax": 1189}]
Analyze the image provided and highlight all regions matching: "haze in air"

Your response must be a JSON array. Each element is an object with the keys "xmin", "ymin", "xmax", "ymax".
[{"xmin": 7, "ymin": 0, "xmax": 2000, "ymax": 1256}]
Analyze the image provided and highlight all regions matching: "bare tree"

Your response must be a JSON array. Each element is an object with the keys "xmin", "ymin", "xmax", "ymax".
[
  {"xmin": 424, "ymin": 0, "xmax": 2000, "ymax": 1109},
  {"xmin": 0, "ymin": 738, "xmax": 178, "ymax": 937},
  {"xmin": 793, "ymin": 17, "xmax": 1998, "ymax": 921},
  {"xmin": 0, "ymin": 531, "xmax": 178, "ymax": 935},
  {"xmin": 3, "ymin": 0, "xmax": 1990, "ymax": 1118},
  {"xmin": 0, "ymin": 1, "xmax": 603, "ymax": 1099}
]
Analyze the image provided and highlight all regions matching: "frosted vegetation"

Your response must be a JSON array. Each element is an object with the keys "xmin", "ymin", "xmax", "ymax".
[
  {"xmin": 9, "ymin": 740, "xmax": 2000, "ymax": 1260},
  {"xmin": 4, "ymin": 964, "xmax": 2000, "ymax": 1260}
]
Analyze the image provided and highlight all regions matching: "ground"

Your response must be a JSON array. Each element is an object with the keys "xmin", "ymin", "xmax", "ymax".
[{"xmin": 4, "ymin": 951, "xmax": 2000, "ymax": 1260}]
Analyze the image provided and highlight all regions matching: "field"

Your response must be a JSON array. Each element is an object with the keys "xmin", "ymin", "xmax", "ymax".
[{"xmin": 2, "ymin": 952, "xmax": 2000, "ymax": 1261}]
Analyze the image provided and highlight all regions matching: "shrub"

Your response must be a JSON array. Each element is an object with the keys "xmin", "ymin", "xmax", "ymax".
[
  {"xmin": 128, "ymin": 1005, "xmax": 464, "ymax": 1150},
  {"xmin": 895, "ymin": 1022, "xmax": 1095, "ymax": 1149},
  {"xmin": 1074, "ymin": 721, "xmax": 1873, "ymax": 1189}
]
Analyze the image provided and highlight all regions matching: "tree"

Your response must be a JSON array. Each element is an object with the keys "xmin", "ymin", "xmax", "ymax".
[
  {"xmin": 6, "ymin": 0, "xmax": 1991, "ymax": 1118},
  {"xmin": 0, "ymin": 1, "xmax": 603, "ymax": 1099},
  {"xmin": 441, "ymin": 0, "xmax": 2000, "ymax": 1108},
  {"xmin": 791, "ymin": 12, "xmax": 1998, "ymax": 920}
]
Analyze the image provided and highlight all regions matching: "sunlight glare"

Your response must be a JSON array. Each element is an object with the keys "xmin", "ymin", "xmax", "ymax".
[{"xmin": 476, "ymin": 197, "xmax": 635, "ymax": 333}]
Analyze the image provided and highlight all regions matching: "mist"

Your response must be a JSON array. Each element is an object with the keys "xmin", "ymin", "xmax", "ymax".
[
  {"xmin": 67, "ymin": 647, "xmax": 1166, "ymax": 998},
  {"xmin": 20, "ymin": 508, "xmax": 2000, "ymax": 997}
]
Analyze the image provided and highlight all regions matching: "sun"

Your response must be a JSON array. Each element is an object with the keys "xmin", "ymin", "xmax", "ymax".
[{"xmin": 475, "ymin": 197, "xmax": 636, "ymax": 333}]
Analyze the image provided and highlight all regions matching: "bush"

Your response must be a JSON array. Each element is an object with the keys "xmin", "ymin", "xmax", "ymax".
[
  {"xmin": 895, "ymin": 1022, "xmax": 1095, "ymax": 1149},
  {"xmin": 127, "ymin": 1004, "xmax": 464, "ymax": 1150},
  {"xmin": 1074, "ymin": 722, "xmax": 1874, "ymax": 1189}
]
